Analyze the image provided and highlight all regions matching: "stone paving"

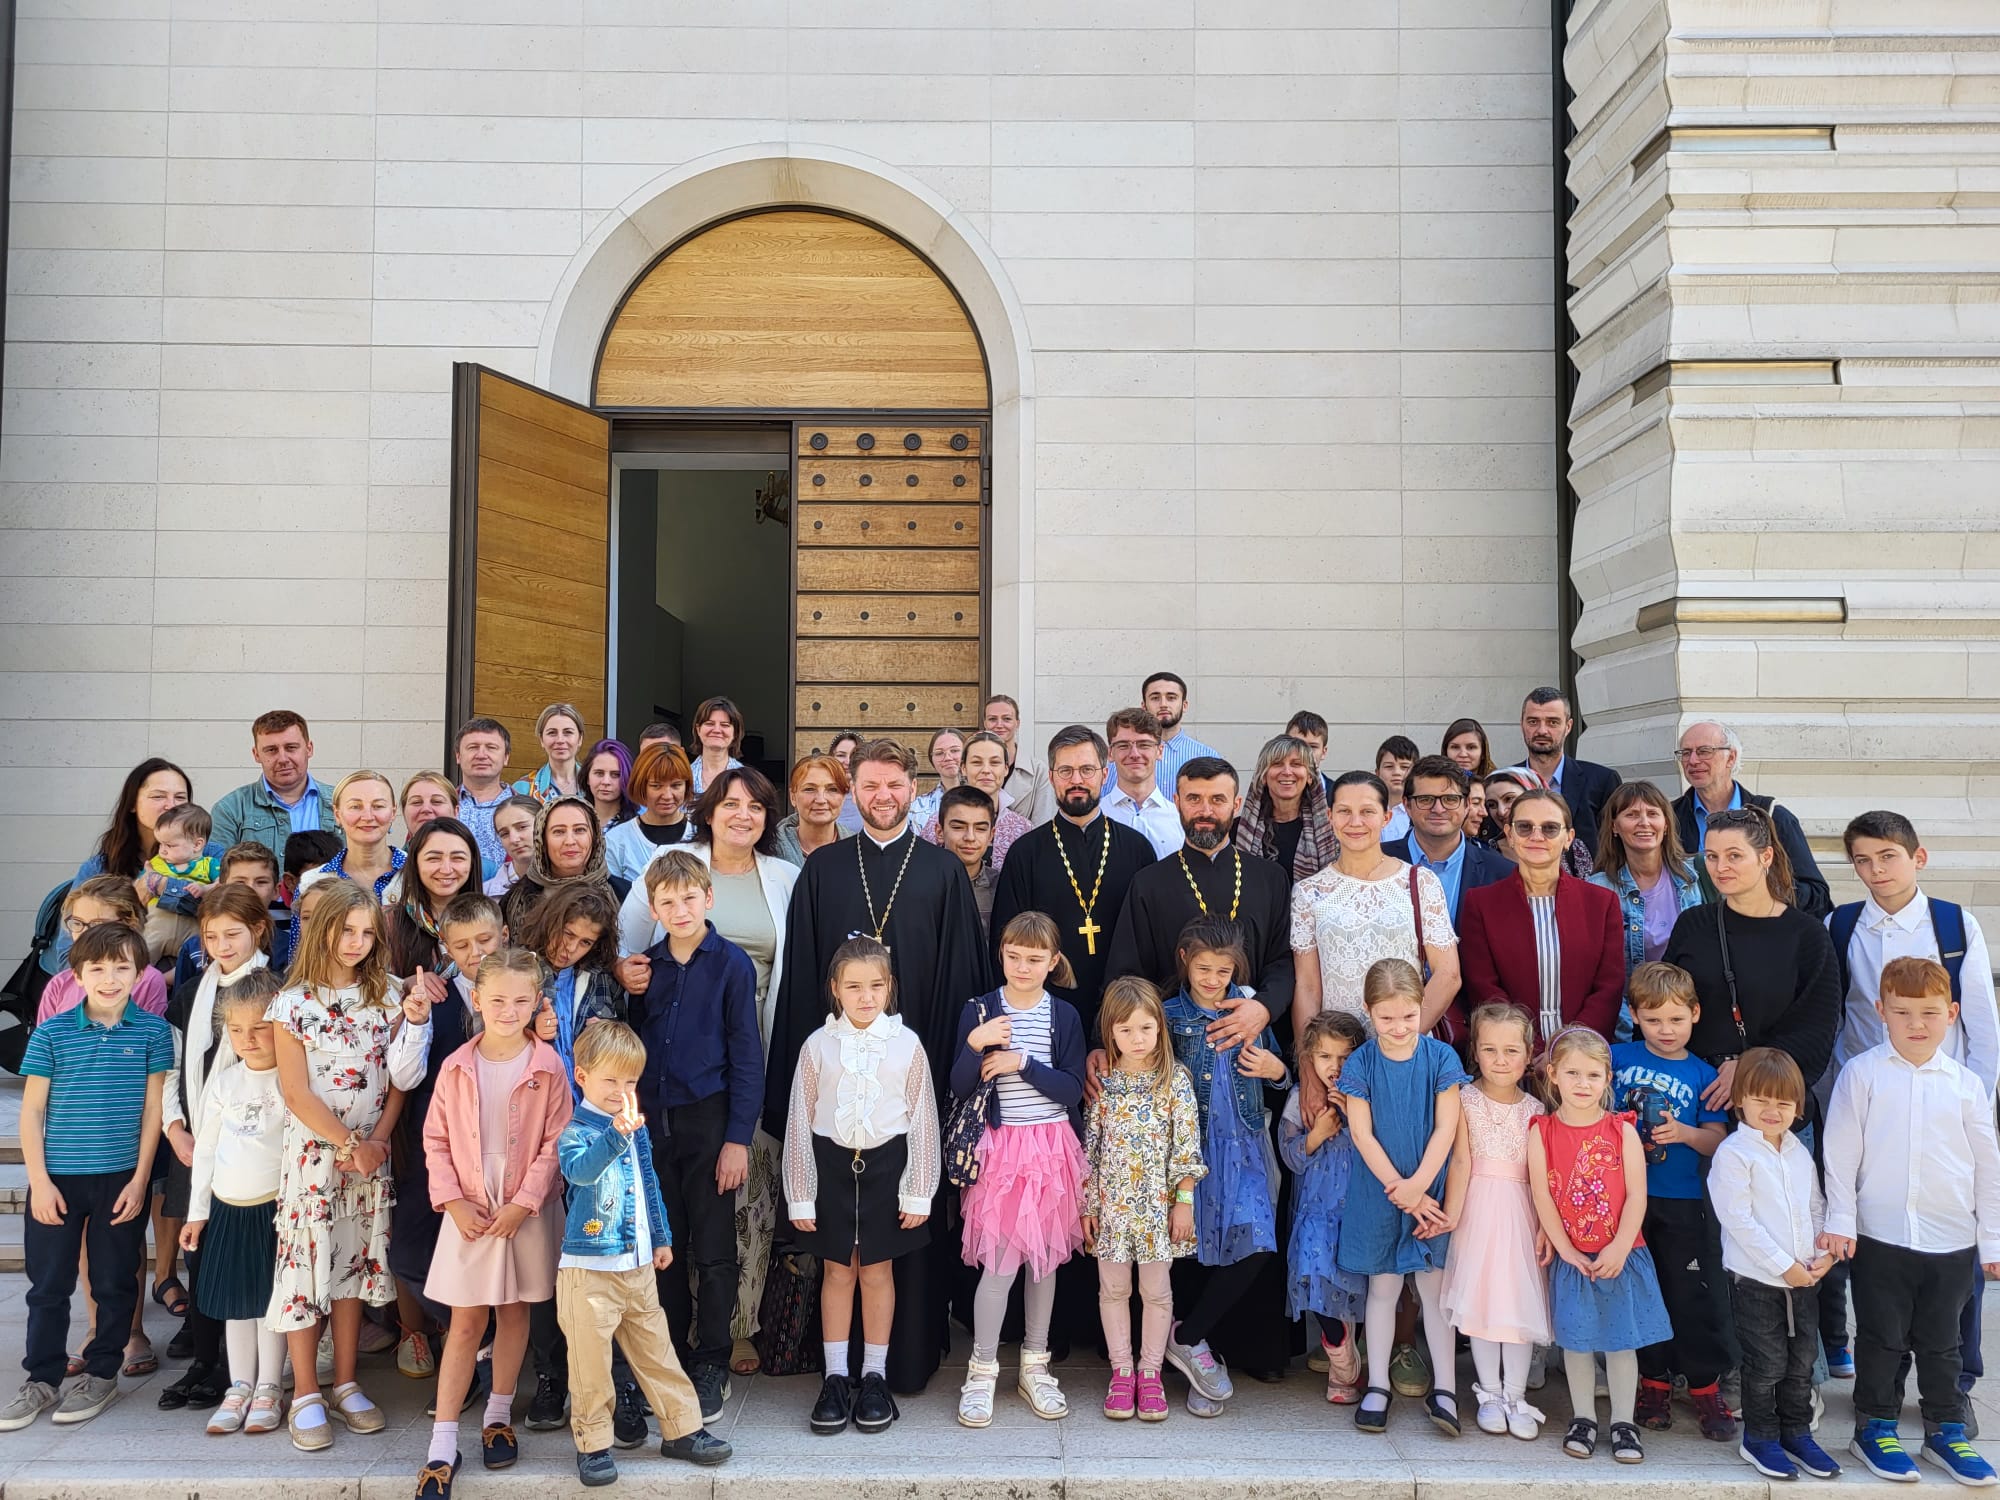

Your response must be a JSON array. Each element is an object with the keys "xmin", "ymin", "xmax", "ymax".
[{"xmin": 2, "ymin": 1276, "xmax": 1998, "ymax": 1500}]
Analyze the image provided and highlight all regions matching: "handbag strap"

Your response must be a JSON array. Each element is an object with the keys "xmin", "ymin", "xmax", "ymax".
[{"xmin": 1716, "ymin": 904, "xmax": 1747, "ymax": 1046}]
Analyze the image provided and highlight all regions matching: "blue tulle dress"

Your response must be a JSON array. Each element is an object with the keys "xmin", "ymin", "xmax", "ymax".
[{"xmin": 1279, "ymin": 1089, "xmax": 1367, "ymax": 1321}]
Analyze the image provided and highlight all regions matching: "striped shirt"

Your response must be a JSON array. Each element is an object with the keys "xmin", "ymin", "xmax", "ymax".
[
  {"xmin": 1530, "ymin": 893, "xmax": 1563, "ymax": 1042},
  {"xmin": 21, "ymin": 1000, "xmax": 175, "ymax": 1175},
  {"xmin": 994, "ymin": 994, "xmax": 1065, "ymax": 1125}
]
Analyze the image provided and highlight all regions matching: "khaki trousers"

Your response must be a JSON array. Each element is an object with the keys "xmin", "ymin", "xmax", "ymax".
[{"xmin": 557, "ymin": 1265, "xmax": 703, "ymax": 1452}]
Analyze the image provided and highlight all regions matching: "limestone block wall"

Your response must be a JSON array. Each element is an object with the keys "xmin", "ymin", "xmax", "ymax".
[
  {"xmin": 1563, "ymin": 0, "xmax": 2000, "ymax": 923},
  {"xmin": 0, "ymin": 1, "xmax": 1560, "ymax": 950}
]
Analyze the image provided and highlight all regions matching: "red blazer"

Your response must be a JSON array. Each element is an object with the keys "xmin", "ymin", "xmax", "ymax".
[{"xmin": 1454, "ymin": 871, "xmax": 1625, "ymax": 1048}]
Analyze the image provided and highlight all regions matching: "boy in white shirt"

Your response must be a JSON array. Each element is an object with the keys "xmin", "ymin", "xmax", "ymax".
[
  {"xmin": 1823, "ymin": 956, "xmax": 2000, "ymax": 1485},
  {"xmin": 1708, "ymin": 1047, "xmax": 1839, "ymax": 1481}
]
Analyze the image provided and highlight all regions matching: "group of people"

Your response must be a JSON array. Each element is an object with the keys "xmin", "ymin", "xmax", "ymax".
[{"xmin": 9, "ymin": 678, "xmax": 2000, "ymax": 1496}]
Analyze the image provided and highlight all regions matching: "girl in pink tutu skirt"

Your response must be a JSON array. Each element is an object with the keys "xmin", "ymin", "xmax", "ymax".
[
  {"xmin": 948, "ymin": 911, "xmax": 1088, "ymax": 1428},
  {"xmin": 415, "ymin": 949, "xmax": 573, "ymax": 1499},
  {"xmin": 1441, "ymin": 1003, "xmax": 1553, "ymax": 1441}
]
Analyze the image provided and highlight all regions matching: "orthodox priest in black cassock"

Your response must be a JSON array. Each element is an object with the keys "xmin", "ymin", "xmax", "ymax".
[
  {"xmin": 1102, "ymin": 755, "xmax": 1301, "ymax": 1377},
  {"xmin": 984, "ymin": 726, "xmax": 1157, "ymax": 1354},
  {"xmin": 761, "ymin": 743, "xmax": 989, "ymax": 1396}
]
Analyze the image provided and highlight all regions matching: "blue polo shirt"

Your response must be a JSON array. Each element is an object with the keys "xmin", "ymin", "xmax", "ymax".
[{"xmin": 21, "ymin": 1000, "xmax": 175, "ymax": 1175}]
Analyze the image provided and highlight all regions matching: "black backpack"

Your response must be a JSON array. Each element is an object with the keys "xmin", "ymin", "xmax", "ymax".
[{"xmin": 0, "ymin": 880, "xmax": 71, "ymax": 1074}]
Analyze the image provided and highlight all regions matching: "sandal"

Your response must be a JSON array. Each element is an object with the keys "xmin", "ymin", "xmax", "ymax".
[
  {"xmin": 730, "ymin": 1337, "xmax": 761, "ymax": 1377},
  {"xmin": 1564, "ymin": 1416, "xmax": 1598, "ymax": 1459},
  {"xmin": 1610, "ymin": 1420, "xmax": 1645, "ymax": 1464},
  {"xmin": 65, "ymin": 1354, "xmax": 85, "ymax": 1379},
  {"xmin": 123, "ymin": 1343, "xmax": 160, "ymax": 1378},
  {"xmin": 152, "ymin": 1275, "xmax": 191, "ymax": 1318}
]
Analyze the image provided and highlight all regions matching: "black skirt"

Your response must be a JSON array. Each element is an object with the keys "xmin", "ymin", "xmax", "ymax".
[
  {"xmin": 196, "ymin": 1197, "xmax": 278, "ymax": 1322},
  {"xmin": 791, "ymin": 1132, "xmax": 929, "ymax": 1268},
  {"xmin": 162, "ymin": 1152, "xmax": 192, "ymax": 1219}
]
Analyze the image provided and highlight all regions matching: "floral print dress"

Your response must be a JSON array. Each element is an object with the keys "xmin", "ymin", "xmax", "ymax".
[
  {"xmin": 265, "ymin": 982, "xmax": 399, "ymax": 1330},
  {"xmin": 1080, "ymin": 1064, "xmax": 1206, "ymax": 1263}
]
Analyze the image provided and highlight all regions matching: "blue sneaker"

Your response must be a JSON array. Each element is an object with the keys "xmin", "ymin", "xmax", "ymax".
[
  {"xmin": 1852, "ymin": 1420, "xmax": 1922, "ymax": 1483},
  {"xmin": 1783, "ymin": 1433, "xmax": 1843, "ymax": 1479},
  {"xmin": 1826, "ymin": 1340, "xmax": 1856, "ymax": 1380},
  {"xmin": 1740, "ymin": 1437, "xmax": 1798, "ymax": 1479},
  {"xmin": 1924, "ymin": 1425, "xmax": 1999, "ymax": 1487}
]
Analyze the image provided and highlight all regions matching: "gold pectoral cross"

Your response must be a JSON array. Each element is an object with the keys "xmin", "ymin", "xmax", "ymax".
[{"xmin": 1078, "ymin": 915, "xmax": 1101, "ymax": 955}]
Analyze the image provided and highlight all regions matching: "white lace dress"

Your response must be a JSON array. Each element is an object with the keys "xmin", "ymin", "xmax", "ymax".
[{"xmin": 1289, "ymin": 863, "xmax": 1456, "ymax": 1024}]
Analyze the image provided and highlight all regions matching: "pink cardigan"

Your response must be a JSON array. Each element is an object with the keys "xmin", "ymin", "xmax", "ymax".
[
  {"xmin": 36, "ymin": 966, "xmax": 168, "ymax": 1025},
  {"xmin": 422, "ymin": 1035, "xmax": 572, "ymax": 1216}
]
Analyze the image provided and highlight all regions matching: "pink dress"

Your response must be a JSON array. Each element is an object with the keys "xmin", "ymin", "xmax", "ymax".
[
  {"xmin": 1439, "ymin": 1083, "xmax": 1552, "ymax": 1345},
  {"xmin": 424, "ymin": 1047, "xmax": 561, "ymax": 1307}
]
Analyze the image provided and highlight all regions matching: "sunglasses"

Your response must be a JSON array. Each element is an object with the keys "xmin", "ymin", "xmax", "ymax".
[{"xmin": 1511, "ymin": 820, "xmax": 1569, "ymax": 841}]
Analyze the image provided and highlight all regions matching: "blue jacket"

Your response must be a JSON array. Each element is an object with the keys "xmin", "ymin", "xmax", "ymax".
[
  {"xmin": 1590, "ymin": 864, "xmax": 1703, "ymax": 977},
  {"xmin": 948, "ymin": 990, "xmax": 1087, "ymax": 1132},
  {"xmin": 557, "ymin": 1107, "xmax": 672, "ymax": 1260},
  {"xmin": 1381, "ymin": 835, "xmax": 1515, "ymax": 923},
  {"xmin": 630, "ymin": 923, "xmax": 764, "ymax": 1146},
  {"xmin": 1163, "ymin": 984, "xmax": 1289, "ymax": 1136}
]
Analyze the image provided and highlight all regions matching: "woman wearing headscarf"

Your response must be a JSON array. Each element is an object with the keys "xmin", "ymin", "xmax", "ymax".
[
  {"xmin": 1235, "ymin": 733, "xmax": 1338, "ymax": 886},
  {"xmin": 501, "ymin": 793, "xmax": 624, "ymax": 936}
]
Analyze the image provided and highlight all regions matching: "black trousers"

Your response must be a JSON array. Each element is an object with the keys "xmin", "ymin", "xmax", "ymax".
[
  {"xmin": 1638, "ymin": 1195, "xmax": 1732, "ymax": 1386},
  {"xmin": 1851, "ymin": 1236, "xmax": 1976, "ymax": 1431},
  {"xmin": 1173, "ymin": 1250, "xmax": 1277, "ymax": 1353},
  {"xmin": 1732, "ymin": 1274, "xmax": 1819, "ymax": 1439},
  {"xmin": 1824, "ymin": 1256, "xmax": 1985, "ymax": 1392},
  {"xmin": 183, "ymin": 1239, "xmax": 223, "ymax": 1369},
  {"xmin": 652, "ymin": 1092, "xmax": 739, "ymax": 1372},
  {"xmin": 25, "ymin": 1171, "xmax": 144, "ymax": 1386}
]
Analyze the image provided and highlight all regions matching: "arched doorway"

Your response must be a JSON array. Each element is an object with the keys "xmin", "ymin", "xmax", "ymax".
[{"xmin": 447, "ymin": 206, "xmax": 994, "ymax": 785}]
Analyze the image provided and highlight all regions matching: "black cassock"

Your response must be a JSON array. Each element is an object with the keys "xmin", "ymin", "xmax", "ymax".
[
  {"xmin": 1104, "ymin": 838, "xmax": 1301, "ymax": 1375},
  {"xmin": 761, "ymin": 826, "xmax": 989, "ymax": 1394},
  {"xmin": 990, "ymin": 810, "xmax": 1157, "ymax": 1041}
]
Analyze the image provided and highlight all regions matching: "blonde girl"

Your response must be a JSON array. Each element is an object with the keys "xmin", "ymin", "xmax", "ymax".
[
  {"xmin": 1335, "ymin": 958, "xmax": 1469, "ymax": 1436},
  {"xmin": 319, "ymin": 771, "xmax": 404, "ymax": 900},
  {"xmin": 266, "ymin": 879, "xmax": 412, "ymax": 1450},
  {"xmin": 781, "ymin": 938, "xmax": 939, "ymax": 1438},
  {"xmin": 951, "ymin": 911, "xmax": 1088, "ymax": 1427},
  {"xmin": 416, "ymin": 949, "xmax": 572, "ymax": 1496},
  {"xmin": 1279, "ymin": 1008, "xmax": 1369, "ymax": 1405},
  {"xmin": 1081, "ymin": 976, "xmax": 1205, "ymax": 1423},
  {"xmin": 180, "ymin": 970, "xmax": 289, "ymax": 1436},
  {"xmin": 1526, "ymin": 1026, "xmax": 1672, "ymax": 1464},
  {"xmin": 1440, "ymin": 1003, "xmax": 1552, "ymax": 1440}
]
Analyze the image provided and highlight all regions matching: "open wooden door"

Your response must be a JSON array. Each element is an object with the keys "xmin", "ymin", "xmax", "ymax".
[{"xmin": 447, "ymin": 365, "xmax": 612, "ymax": 782}]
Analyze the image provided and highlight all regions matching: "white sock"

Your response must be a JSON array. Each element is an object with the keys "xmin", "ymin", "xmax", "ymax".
[
  {"xmin": 332, "ymin": 1379, "xmax": 374, "ymax": 1412},
  {"xmin": 294, "ymin": 1395, "xmax": 328, "ymax": 1430},
  {"xmin": 484, "ymin": 1392, "xmax": 512, "ymax": 1428},
  {"xmin": 823, "ymin": 1341, "xmax": 849, "ymax": 1378},
  {"xmin": 428, "ymin": 1419, "xmax": 458, "ymax": 1465},
  {"xmin": 861, "ymin": 1343, "xmax": 888, "ymax": 1379}
]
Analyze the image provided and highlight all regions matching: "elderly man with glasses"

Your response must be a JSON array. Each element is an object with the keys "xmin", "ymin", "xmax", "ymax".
[{"xmin": 1669, "ymin": 720, "xmax": 1831, "ymax": 916}]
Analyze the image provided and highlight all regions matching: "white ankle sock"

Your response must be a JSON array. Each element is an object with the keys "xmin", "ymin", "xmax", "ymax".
[
  {"xmin": 823, "ymin": 1342, "xmax": 849, "ymax": 1378},
  {"xmin": 483, "ymin": 1392, "xmax": 512, "ymax": 1428},
  {"xmin": 861, "ymin": 1343, "xmax": 888, "ymax": 1378},
  {"xmin": 428, "ymin": 1419, "xmax": 458, "ymax": 1465}
]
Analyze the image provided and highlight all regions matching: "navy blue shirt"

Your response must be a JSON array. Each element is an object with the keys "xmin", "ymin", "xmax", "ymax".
[
  {"xmin": 1611, "ymin": 1040, "xmax": 1725, "ymax": 1200},
  {"xmin": 631, "ymin": 923, "xmax": 764, "ymax": 1146}
]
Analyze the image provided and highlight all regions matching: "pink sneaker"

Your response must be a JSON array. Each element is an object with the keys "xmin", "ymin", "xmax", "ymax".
[
  {"xmin": 1325, "ymin": 1330, "xmax": 1362, "ymax": 1404},
  {"xmin": 1103, "ymin": 1367, "xmax": 1136, "ymax": 1421},
  {"xmin": 1136, "ymin": 1368, "xmax": 1169, "ymax": 1422}
]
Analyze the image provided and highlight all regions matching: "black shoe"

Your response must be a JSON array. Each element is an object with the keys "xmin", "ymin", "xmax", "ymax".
[
  {"xmin": 852, "ymin": 1372, "xmax": 898, "ymax": 1433},
  {"xmin": 661, "ymin": 1427, "xmax": 732, "ymax": 1466},
  {"xmin": 612, "ymin": 1379, "xmax": 648, "ymax": 1449},
  {"xmin": 691, "ymin": 1364, "xmax": 730, "ymax": 1423},
  {"xmin": 157, "ymin": 1360, "xmax": 209, "ymax": 1410},
  {"xmin": 576, "ymin": 1449, "xmax": 617, "ymax": 1487},
  {"xmin": 166, "ymin": 1324, "xmax": 196, "ymax": 1362},
  {"xmin": 426, "ymin": 1356, "xmax": 489, "ymax": 1419},
  {"xmin": 809, "ymin": 1374, "xmax": 855, "ymax": 1435},
  {"xmin": 414, "ymin": 1453, "xmax": 461, "ymax": 1499},
  {"xmin": 524, "ymin": 1373, "xmax": 568, "ymax": 1432},
  {"xmin": 480, "ymin": 1422, "xmax": 518, "ymax": 1469}
]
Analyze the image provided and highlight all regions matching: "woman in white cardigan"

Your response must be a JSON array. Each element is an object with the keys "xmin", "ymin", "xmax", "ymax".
[{"xmin": 614, "ymin": 765, "xmax": 798, "ymax": 1377}]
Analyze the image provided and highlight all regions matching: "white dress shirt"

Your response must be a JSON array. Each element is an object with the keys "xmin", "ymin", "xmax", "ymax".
[
  {"xmin": 1823, "ymin": 1042, "xmax": 2000, "ymax": 1260},
  {"xmin": 782, "ymin": 1013, "xmax": 941, "ymax": 1219},
  {"xmin": 1710, "ymin": 1124, "xmax": 1824, "ymax": 1285},
  {"xmin": 1829, "ymin": 891, "xmax": 1999, "ymax": 1095},
  {"xmin": 1102, "ymin": 780, "xmax": 1184, "ymax": 858}
]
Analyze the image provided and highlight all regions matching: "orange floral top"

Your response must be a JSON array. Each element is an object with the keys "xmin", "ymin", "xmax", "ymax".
[{"xmin": 1531, "ymin": 1109, "xmax": 1644, "ymax": 1255}]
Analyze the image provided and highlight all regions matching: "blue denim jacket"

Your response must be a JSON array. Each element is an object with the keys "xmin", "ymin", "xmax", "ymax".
[
  {"xmin": 1589, "ymin": 865, "xmax": 1703, "ymax": 976},
  {"xmin": 1163, "ymin": 984, "xmax": 1289, "ymax": 1137},
  {"xmin": 557, "ymin": 1106, "xmax": 672, "ymax": 1260}
]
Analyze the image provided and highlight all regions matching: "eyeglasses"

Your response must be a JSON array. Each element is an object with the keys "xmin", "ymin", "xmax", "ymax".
[
  {"xmin": 1408, "ymin": 794, "xmax": 1465, "ymax": 811},
  {"xmin": 1511, "ymin": 820, "xmax": 1569, "ymax": 841},
  {"xmin": 1674, "ymin": 744, "xmax": 1731, "ymax": 762},
  {"xmin": 1108, "ymin": 739, "xmax": 1158, "ymax": 755},
  {"xmin": 1049, "ymin": 765, "xmax": 1101, "ymax": 782},
  {"xmin": 61, "ymin": 916, "xmax": 92, "ymax": 938}
]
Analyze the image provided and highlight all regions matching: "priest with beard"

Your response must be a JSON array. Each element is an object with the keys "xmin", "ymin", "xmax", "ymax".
[
  {"xmin": 1102, "ymin": 754, "xmax": 1300, "ymax": 1379},
  {"xmin": 761, "ymin": 737, "xmax": 989, "ymax": 1394}
]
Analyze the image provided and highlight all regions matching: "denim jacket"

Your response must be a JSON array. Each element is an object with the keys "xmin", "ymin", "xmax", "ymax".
[
  {"xmin": 1589, "ymin": 864, "xmax": 1703, "ymax": 976},
  {"xmin": 557, "ymin": 1106, "xmax": 672, "ymax": 1260},
  {"xmin": 1163, "ymin": 984, "xmax": 1290, "ymax": 1137}
]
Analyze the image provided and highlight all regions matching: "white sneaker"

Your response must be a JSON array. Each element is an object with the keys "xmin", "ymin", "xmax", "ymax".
[
  {"xmin": 207, "ymin": 1382, "xmax": 253, "ymax": 1436},
  {"xmin": 1474, "ymin": 1383, "xmax": 1509, "ymax": 1435},
  {"xmin": 397, "ymin": 1331, "xmax": 435, "ymax": 1379},
  {"xmin": 1526, "ymin": 1344, "xmax": 1548, "ymax": 1392},
  {"xmin": 355, "ymin": 1319, "xmax": 398, "ymax": 1356},
  {"xmin": 1507, "ymin": 1395, "xmax": 1547, "ymax": 1441},
  {"xmin": 958, "ymin": 1357, "xmax": 999, "ymax": 1428},
  {"xmin": 1017, "ymin": 1350, "xmax": 1067, "ymax": 1420}
]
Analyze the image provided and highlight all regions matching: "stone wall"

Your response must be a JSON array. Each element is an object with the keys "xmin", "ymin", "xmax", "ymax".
[{"xmin": 0, "ymin": 1, "xmax": 1561, "ymax": 949}]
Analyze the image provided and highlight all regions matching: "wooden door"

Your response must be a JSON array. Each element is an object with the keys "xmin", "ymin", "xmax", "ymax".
[
  {"xmin": 447, "ymin": 365, "xmax": 612, "ymax": 782},
  {"xmin": 793, "ymin": 422, "xmax": 986, "ymax": 769}
]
